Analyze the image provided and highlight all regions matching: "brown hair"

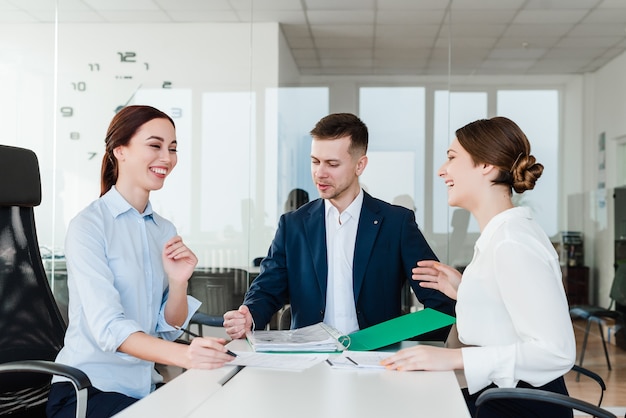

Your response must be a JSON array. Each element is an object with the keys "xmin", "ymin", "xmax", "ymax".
[
  {"xmin": 455, "ymin": 116, "xmax": 543, "ymax": 194},
  {"xmin": 100, "ymin": 105, "xmax": 175, "ymax": 196},
  {"xmin": 310, "ymin": 113, "xmax": 368, "ymax": 156}
]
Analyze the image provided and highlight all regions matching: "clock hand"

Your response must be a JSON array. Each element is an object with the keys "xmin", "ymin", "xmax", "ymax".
[{"xmin": 115, "ymin": 83, "xmax": 143, "ymax": 113}]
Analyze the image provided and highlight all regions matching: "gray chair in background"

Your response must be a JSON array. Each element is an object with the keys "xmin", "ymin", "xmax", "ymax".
[{"xmin": 188, "ymin": 268, "xmax": 249, "ymax": 335}]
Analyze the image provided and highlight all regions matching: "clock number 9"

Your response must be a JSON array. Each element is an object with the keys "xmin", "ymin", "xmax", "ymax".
[{"xmin": 60, "ymin": 106, "xmax": 74, "ymax": 117}]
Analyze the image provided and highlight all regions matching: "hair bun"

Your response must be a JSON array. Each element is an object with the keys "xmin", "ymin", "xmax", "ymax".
[{"xmin": 511, "ymin": 154, "xmax": 543, "ymax": 193}]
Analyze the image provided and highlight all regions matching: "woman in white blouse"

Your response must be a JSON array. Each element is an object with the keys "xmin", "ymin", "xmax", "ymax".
[{"xmin": 382, "ymin": 116, "xmax": 576, "ymax": 417}]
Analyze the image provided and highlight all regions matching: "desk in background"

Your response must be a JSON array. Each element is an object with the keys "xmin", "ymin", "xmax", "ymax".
[{"xmin": 115, "ymin": 340, "xmax": 470, "ymax": 418}]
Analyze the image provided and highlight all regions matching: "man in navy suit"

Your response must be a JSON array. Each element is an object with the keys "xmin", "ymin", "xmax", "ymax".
[{"xmin": 224, "ymin": 113, "xmax": 455, "ymax": 339}]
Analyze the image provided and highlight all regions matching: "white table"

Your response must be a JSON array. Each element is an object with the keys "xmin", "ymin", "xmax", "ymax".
[{"xmin": 115, "ymin": 340, "xmax": 471, "ymax": 417}]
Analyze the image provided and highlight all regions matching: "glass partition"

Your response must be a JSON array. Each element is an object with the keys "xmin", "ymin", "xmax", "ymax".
[{"xmin": 1, "ymin": 0, "xmax": 573, "ymax": 317}]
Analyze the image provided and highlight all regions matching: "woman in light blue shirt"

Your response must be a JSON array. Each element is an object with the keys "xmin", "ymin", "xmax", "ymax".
[{"xmin": 47, "ymin": 105, "xmax": 234, "ymax": 418}]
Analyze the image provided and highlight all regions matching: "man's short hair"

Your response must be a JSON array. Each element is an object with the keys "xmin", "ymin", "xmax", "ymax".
[{"xmin": 310, "ymin": 113, "xmax": 368, "ymax": 156}]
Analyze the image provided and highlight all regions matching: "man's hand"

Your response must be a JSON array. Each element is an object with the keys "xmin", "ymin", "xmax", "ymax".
[{"xmin": 223, "ymin": 305, "xmax": 253, "ymax": 339}]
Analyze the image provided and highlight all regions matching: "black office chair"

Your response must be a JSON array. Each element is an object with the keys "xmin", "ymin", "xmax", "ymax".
[
  {"xmin": 569, "ymin": 265, "xmax": 626, "ymax": 372},
  {"xmin": 474, "ymin": 365, "xmax": 611, "ymax": 418},
  {"xmin": 0, "ymin": 145, "xmax": 91, "ymax": 418},
  {"xmin": 475, "ymin": 387, "xmax": 616, "ymax": 418}
]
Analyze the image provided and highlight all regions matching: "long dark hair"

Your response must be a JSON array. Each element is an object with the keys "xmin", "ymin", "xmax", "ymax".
[{"xmin": 100, "ymin": 105, "xmax": 175, "ymax": 196}]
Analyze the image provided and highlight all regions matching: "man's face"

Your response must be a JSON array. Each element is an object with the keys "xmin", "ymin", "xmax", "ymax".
[{"xmin": 310, "ymin": 135, "xmax": 367, "ymax": 208}]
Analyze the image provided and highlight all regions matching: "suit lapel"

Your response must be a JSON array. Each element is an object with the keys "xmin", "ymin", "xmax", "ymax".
[
  {"xmin": 353, "ymin": 192, "xmax": 383, "ymax": 300},
  {"xmin": 304, "ymin": 199, "xmax": 328, "ymax": 297}
]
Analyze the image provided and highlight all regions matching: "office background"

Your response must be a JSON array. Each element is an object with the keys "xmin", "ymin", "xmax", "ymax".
[{"xmin": 1, "ymin": 0, "xmax": 626, "ymax": 309}]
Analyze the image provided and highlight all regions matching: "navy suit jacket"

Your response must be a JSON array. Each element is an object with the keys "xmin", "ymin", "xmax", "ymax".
[{"xmin": 244, "ymin": 192, "xmax": 455, "ymax": 337}]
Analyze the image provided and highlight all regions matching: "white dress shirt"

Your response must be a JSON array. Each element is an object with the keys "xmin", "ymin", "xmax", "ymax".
[
  {"xmin": 53, "ymin": 186, "xmax": 200, "ymax": 399},
  {"xmin": 457, "ymin": 206, "xmax": 576, "ymax": 394},
  {"xmin": 323, "ymin": 189, "xmax": 364, "ymax": 334}
]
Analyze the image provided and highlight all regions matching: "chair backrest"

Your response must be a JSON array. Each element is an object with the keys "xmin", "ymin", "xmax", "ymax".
[
  {"xmin": 610, "ymin": 262, "xmax": 626, "ymax": 306},
  {"xmin": 188, "ymin": 270, "xmax": 240, "ymax": 316},
  {"xmin": 0, "ymin": 145, "xmax": 67, "ymax": 415}
]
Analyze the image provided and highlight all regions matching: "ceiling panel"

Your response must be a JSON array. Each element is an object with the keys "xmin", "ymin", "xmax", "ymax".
[{"xmin": 1, "ymin": 0, "xmax": 625, "ymax": 76}]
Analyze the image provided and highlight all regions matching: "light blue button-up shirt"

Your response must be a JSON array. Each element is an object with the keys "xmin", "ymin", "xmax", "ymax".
[{"xmin": 53, "ymin": 186, "xmax": 200, "ymax": 399}]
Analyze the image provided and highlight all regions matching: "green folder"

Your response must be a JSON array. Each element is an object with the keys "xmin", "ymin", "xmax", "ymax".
[{"xmin": 339, "ymin": 308, "xmax": 456, "ymax": 351}]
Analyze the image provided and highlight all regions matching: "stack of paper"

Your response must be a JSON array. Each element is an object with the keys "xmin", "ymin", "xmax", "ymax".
[{"xmin": 246, "ymin": 323, "xmax": 344, "ymax": 353}]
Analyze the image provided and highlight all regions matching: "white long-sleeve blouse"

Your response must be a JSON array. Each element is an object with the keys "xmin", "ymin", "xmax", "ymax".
[{"xmin": 457, "ymin": 206, "xmax": 576, "ymax": 394}]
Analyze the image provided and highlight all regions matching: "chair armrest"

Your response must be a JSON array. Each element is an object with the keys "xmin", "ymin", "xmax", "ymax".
[
  {"xmin": 0, "ymin": 360, "xmax": 91, "ymax": 418},
  {"xmin": 475, "ymin": 388, "xmax": 616, "ymax": 418},
  {"xmin": 191, "ymin": 312, "xmax": 225, "ymax": 327},
  {"xmin": 571, "ymin": 364, "xmax": 606, "ymax": 390}
]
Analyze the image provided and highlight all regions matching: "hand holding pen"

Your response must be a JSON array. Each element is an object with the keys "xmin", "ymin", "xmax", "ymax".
[{"xmin": 175, "ymin": 325, "xmax": 238, "ymax": 358}]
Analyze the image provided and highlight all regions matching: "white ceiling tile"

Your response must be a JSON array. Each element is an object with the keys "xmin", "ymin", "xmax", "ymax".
[
  {"xmin": 598, "ymin": 0, "xmax": 626, "ymax": 8},
  {"xmin": 154, "ymin": 0, "xmax": 232, "ymax": 11},
  {"xmin": 480, "ymin": 59, "xmax": 535, "ymax": 71},
  {"xmin": 376, "ymin": 10, "xmax": 446, "ymax": 25},
  {"xmin": 285, "ymin": 36, "xmax": 315, "ymax": 48},
  {"xmin": 547, "ymin": 47, "xmax": 606, "ymax": 59},
  {"xmin": 167, "ymin": 11, "xmax": 239, "ymax": 22},
  {"xmin": 448, "ymin": 10, "xmax": 518, "ymax": 24},
  {"xmin": 290, "ymin": 48, "xmax": 317, "ymax": 58},
  {"xmin": 496, "ymin": 37, "xmax": 560, "ymax": 48},
  {"xmin": 56, "ymin": 11, "xmax": 108, "ymax": 22},
  {"xmin": 304, "ymin": 0, "xmax": 375, "ymax": 11},
  {"xmin": 524, "ymin": 0, "xmax": 601, "ymax": 10},
  {"xmin": 450, "ymin": 24, "xmax": 508, "ymax": 37},
  {"xmin": 317, "ymin": 48, "xmax": 372, "ymax": 58},
  {"xmin": 450, "ymin": 0, "xmax": 525, "ymax": 10},
  {"xmin": 310, "ymin": 24, "xmax": 374, "ymax": 38},
  {"xmin": 0, "ymin": 0, "xmax": 20, "ymax": 11},
  {"xmin": 513, "ymin": 9, "xmax": 589, "ymax": 24},
  {"xmin": 504, "ymin": 23, "xmax": 574, "ymax": 38},
  {"xmin": 82, "ymin": 0, "xmax": 161, "ymax": 11},
  {"xmin": 0, "ymin": 11, "xmax": 38, "ymax": 22},
  {"xmin": 375, "ymin": 37, "xmax": 435, "ymax": 49},
  {"xmin": 377, "ymin": 0, "xmax": 449, "ymax": 10},
  {"xmin": 314, "ymin": 37, "xmax": 374, "ymax": 49},
  {"xmin": 488, "ymin": 47, "xmax": 548, "ymax": 59},
  {"xmin": 583, "ymin": 8, "xmax": 626, "ymax": 23},
  {"xmin": 568, "ymin": 23, "xmax": 626, "ymax": 37},
  {"xmin": 280, "ymin": 23, "xmax": 310, "ymax": 37},
  {"xmin": 95, "ymin": 11, "xmax": 172, "ymax": 22},
  {"xmin": 556, "ymin": 36, "xmax": 624, "ymax": 48},
  {"xmin": 320, "ymin": 57, "xmax": 373, "ymax": 67},
  {"xmin": 7, "ymin": 0, "xmax": 56, "ymax": 10},
  {"xmin": 375, "ymin": 24, "xmax": 439, "ymax": 39},
  {"xmin": 306, "ymin": 10, "xmax": 374, "ymax": 25},
  {"xmin": 242, "ymin": 10, "xmax": 306, "ymax": 24},
  {"xmin": 375, "ymin": 48, "xmax": 431, "ymax": 60},
  {"xmin": 245, "ymin": 0, "xmax": 304, "ymax": 11}
]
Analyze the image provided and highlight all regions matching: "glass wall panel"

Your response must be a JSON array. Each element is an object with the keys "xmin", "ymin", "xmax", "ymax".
[
  {"xmin": 498, "ymin": 90, "xmax": 559, "ymax": 238},
  {"xmin": 433, "ymin": 91, "xmax": 487, "ymax": 266},
  {"xmin": 359, "ymin": 87, "xmax": 426, "ymax": 226}
]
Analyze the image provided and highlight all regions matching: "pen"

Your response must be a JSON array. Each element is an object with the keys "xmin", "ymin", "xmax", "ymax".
[{"xmin": 175, "ymin": 326, "xmax": 238, "ymax": 357}]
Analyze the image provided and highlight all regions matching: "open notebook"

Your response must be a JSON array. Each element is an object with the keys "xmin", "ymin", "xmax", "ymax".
[{"xmin": 246, "ymin": 308, "xmax": 455, "ymax": 353}]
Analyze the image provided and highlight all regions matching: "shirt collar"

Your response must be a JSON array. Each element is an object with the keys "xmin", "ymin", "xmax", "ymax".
[
  {"xmin": 102, "ymin": 185, "xmax": 156, "ymax": 223},
  {"xmin": 475, "ymin": 206, "xmax": 532, "ymax": 251},
  {"xmin": 324, "ymin": 188, "xmax": 364, "ymax": 221}
]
